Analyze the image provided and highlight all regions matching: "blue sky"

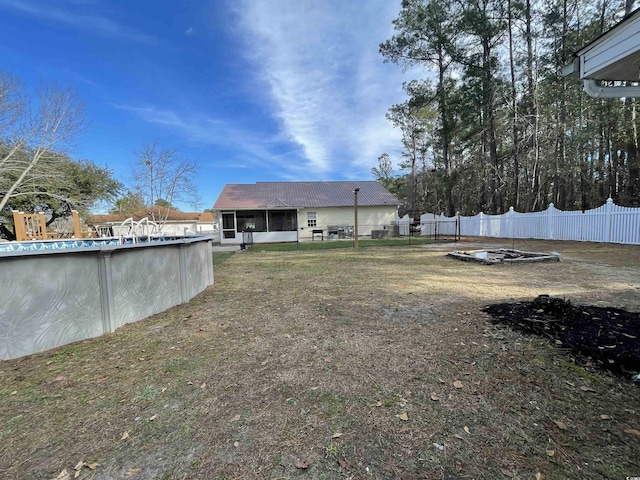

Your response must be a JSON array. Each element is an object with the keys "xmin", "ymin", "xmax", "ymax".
[{"xmin": 0, "ymin": 0, "xmax": 412, "ymax": 212}]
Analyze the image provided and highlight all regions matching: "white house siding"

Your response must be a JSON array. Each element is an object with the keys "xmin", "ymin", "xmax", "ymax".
[
  {"xmin": 298, "ymin": 206, "xmax": 397, "ymax": 241},
  {"xmin": 110, "ymin": 221, "xmax": 216, "ymax": 237},
  {"xmin": 218, "ymin": 206, "xmax": 397, "ymax": 244},
  {"xmin": 160, "ymin": 221, "xmax": 216, "ymax": 236}
]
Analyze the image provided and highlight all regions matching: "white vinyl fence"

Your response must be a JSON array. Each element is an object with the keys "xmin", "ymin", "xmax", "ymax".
[{"xmin": 416, "ymin": 198, "xmax": 640, "ymax": 245}]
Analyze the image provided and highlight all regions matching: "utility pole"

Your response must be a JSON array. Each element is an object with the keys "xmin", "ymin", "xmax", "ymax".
[{"xmin": 354, "ymin": 187, "xmax": 360, "ymax": 249}]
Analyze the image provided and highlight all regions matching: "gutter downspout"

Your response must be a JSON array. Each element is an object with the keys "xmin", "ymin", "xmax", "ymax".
[
  {"xmin": 563, "ymin": 58, "xmax": 640, "ymax": 98},
  {"xmin": 582, "ymin": 79, "xmax": 640, "ymax": 98}
]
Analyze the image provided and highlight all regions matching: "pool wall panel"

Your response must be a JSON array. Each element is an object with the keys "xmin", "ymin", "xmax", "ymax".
[{"xmin": 0, "ymin": 237, "xmax": 213, "ymax": 360}]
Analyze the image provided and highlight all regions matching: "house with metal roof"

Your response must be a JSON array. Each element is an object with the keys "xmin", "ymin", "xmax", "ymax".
[{"xmin": 213, "ymin": 181, "xmax": 400, "ymax": 244}]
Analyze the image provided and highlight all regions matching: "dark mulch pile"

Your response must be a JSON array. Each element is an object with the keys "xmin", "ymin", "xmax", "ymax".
[{"xmin": 484, "ymin": 295, "xmax": 640, "ymax": 378}]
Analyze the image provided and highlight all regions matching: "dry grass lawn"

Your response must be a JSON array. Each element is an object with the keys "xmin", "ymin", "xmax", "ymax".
[{"xmin": 1, "ymin": 238, "xmax": 639, "ymax": 480}]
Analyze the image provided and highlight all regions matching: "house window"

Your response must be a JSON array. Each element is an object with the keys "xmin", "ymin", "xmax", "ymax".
[
  {"xmin": 236, "ymin": 210, "xmax": 266, "ymax": 232},
  {"xmin": 222, "ymin": 214, "xmax": 235, "ymax": 230},
  {"xmin": 307, "ymin": 211, "xmax": 317, "ymax": 227},
  {"xmin": 268, "ymin": 210, "xmax": 297, "ymax": 231},
  {"xmin": 221, "ymin": 213, "xmax": 236, "ymax": 239}
]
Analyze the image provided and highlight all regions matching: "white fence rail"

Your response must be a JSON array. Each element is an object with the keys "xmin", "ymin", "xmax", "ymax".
[{"xmin": 416, "ymin": 198, "xmax": 640, "ymax": 245}]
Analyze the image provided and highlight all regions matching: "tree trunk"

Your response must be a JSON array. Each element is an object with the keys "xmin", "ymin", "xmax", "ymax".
[{"xmin": 508, "ymin": 0, "xmax": 519, "ymax": 210}]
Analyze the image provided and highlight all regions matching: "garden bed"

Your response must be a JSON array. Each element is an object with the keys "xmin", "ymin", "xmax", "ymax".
[{"xmin": 484, "ymin": 295, "xmax": 640, "ymax": 377}]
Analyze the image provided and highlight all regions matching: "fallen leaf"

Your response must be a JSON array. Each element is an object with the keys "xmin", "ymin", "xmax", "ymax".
[
  {"xmin": 230, "ymin": 414, "xmax": 241, "ymax": 422},
  {"xmin": 149, "ymin": 414, "xmax": 157, "ymax": 421},
  {"xmin": 120, "ymin": 431, "xmax": 130, "ymax": 441},
  {"xmin": 161, "ymin": 387, "xmax": 167, "ymax": 393},
  {"xmin": 430, "ymin": 393, "xmax": 440, "ymax": 401},
  {"xmin": 600, "ymin": 415, "xmax": 612, "ymax": 420},
  {"xmin": 535, "ymin": 473, "xmax": 544, "ymax": 480},
  {"xmin": 500, "ymin": 467, "xmax": 514, "ymax": 477},
  {"xmin": 260, "ymin": 359, "xmax": 268, "ymax": 366},
  {"xmin": 405, "ymin": 390, "xmax": 412, "ymax": 398},
  {"xmin": 200, "ymin": 382, "xmax": 206, "ymax": 390},
  {"xmin": 564, "ymin": 381, "xmax": 575, "ymax": 387},
  {"xmin": 295, "ymin": 460, "xmax": 310, "ymax": 469},
  {"xmin": 53, "ymin": 469, "xmax": 71, "ymax": 480},
  {"xmin": 453, "ymin": 380, "xmax": 463, "ymax": 389},
  {"xmin": 54, "ymin": 376, "xmax": 65, "ymax": 382},
  {"xmin": 338, "ymin": 459, "xmax": 348, "ymax": 469},
  {"xmin": 74, "ymin": 461, "xmax": 85, "ymax": 471},
  {"xmin": 553, "ymin": 420, "xmax": 567, "ymax": 430},
  {"xmin": 579, "ymin": 386, "xmax": 596, "ymax": 392},
  {"xmin": 546, "ymin": 449, "xmax": 555, "ymax": 457},
  {"xmin": 398, "ymin": 412, "xmax": 409, "ymax": 421},
  {"xmin": 331, "ymin": 432, "xmax": 343, "ymax": 439},
  {"xmin": 87, "ymin": 463, "xmax": 99, "ymax": 470},
  {"xmin": 10, "ymin": 390, "xmax": 17, "ymax": 395},
  {"xmin": 463, "ymin": 426, "xmax": 470, "ymax": 434},
  {"xmin": 125, "ymin": 468, "xmax": 142, "ymax": 476},
  {"xmin": 438, "ymin": 378, "xmax": 445, "ymax": 384},
  {"xmin": 233, "ymin": 441, "xmax": 240, "ymax": 447},
  {"xmin": 624, "ymin": 428, "xmax": 640, "ymax": 436}
]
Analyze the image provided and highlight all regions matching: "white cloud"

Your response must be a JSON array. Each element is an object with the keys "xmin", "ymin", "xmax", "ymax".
[
  {"xmin": 0, "ymin": 0, "xmax": 157, "ymax": 44},
  {"xmin": 185, "ymin": 27, "xmax": 195, "ymax": 35},
  {"xmin": 232, "ymin": 0, "xmax": 409, "ymax": 178},
  {"xmin": 111, "ymin": 103, "xmax": 297, "ymax": 176}
]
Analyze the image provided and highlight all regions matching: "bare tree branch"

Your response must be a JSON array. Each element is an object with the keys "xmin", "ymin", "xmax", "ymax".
[
  {"xmin": 0, "ymin": 76, "xmax": 85, "ymax": 213},
  {"xmin": 132, "ymin": 141, "xmax": 200, "ymax": 230}
]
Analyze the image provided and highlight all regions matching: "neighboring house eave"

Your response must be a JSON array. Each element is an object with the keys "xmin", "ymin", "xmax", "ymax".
[{"xmin": 563, "ymin": 8, "xmax": 640, "ymax": 98}]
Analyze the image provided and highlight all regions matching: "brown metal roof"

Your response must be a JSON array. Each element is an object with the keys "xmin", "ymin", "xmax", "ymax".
[{"xmin": 213, "ymin": 181, "xmax": 400, "ymax": 210}]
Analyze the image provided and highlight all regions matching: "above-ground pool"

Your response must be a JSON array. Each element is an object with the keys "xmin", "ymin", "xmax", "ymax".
[
  {"xmin": 0, "ymin": 235, "xmax": 214, "ymax": 360},
  {"xmin": 0, "ymin": 236, "xmax": 194, "ymax": 254}
]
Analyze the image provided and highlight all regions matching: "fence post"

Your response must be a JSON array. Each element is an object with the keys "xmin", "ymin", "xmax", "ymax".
[
  {"xmin": 605, "ymin": 197, "xmax": 613, "ymax": 243},
  {"xmin": 547, "ymin": 203, "xmax": 554, "ymax": 240},
  {"xmin": 12, "ymin": 210, "xmax": 26, "ymax": 241},
  {"xmin": 508, "ymin": 206, "xmax": 514, "ymax": 238},
  {"xmin": 479, "ymin": 212, "xmax": 484, "ymax": 237},
  {"xmin": 71, "ymin": 210, "xmax": 82, "ymax": 238}
]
